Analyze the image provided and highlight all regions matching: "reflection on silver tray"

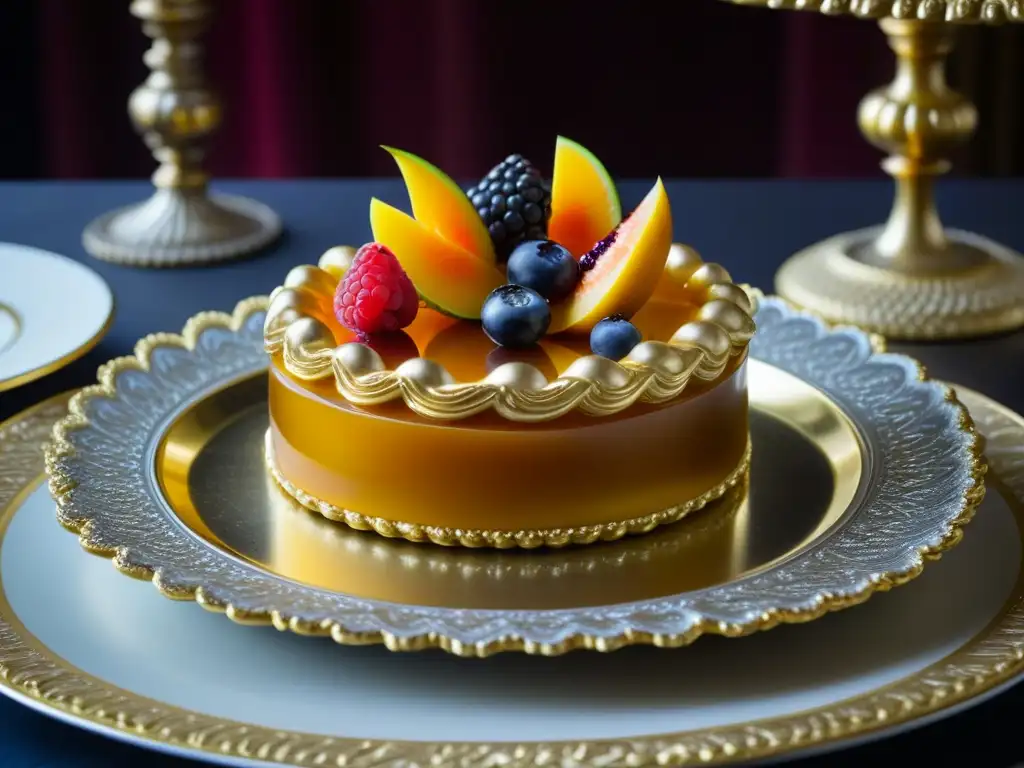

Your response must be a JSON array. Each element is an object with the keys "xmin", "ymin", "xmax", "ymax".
[
  {"xmin": 44, "ymin": 296, "xmax": 985, "ymax": 656},
  {"xmin": 162, "ymin": 380, "xmax": 840, "ymax": 612}
]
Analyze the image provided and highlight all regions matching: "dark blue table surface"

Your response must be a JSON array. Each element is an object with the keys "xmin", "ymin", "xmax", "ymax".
[{"xmin": 1, "ymin": 178, "xmax": 1023, "ymax": 767}]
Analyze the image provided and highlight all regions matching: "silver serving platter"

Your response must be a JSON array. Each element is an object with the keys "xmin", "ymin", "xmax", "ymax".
[{"xmin": 45, "ymin": 296, "xmax": 984, "ymax": 656}]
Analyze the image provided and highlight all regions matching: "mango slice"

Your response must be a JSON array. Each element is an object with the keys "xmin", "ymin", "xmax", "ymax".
[
  {"xmin": 370, "ymin": 198, "xmax": 505, "ymax": 321},
  {"xmin": 382, "ymin": 146, "xmax": 497, "ymax": 264},
  {"xmin": 548, "ymin": 137, "xmax": 622, "ymax": 259},
  {"xmin": 549, "ymin": 178, "xmax": 673, "ymax": 334}
]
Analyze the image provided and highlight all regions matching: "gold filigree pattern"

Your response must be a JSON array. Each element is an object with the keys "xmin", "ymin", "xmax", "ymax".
[
  {"xmin": 265, "ymin": 430, "xmax": 752, "ymax": 549},
  {"xmin": 0, "ymin": 396, "xmax": 73, "ymax": 507},
  {"xmin": 263, "ymin": 245, "xmax": 757, "ymax": 423},
  {"xmin": 0, "ymin": 384, "xmax": 1013, "ymax": 765},
  {"xmin": 730, "ymin": 0, "xmax": 1024, "ymax": 23}
]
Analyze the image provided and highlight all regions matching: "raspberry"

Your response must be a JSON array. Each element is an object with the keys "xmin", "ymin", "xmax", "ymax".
[{"xmin": 333, "ymin": 243, "xmax": 418, "ymax": 337}]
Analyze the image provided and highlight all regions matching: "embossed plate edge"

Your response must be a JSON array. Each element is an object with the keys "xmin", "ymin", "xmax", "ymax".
[{"xmin": 0, "ymin": 386, "xmax": 1015, "ymax": 766}]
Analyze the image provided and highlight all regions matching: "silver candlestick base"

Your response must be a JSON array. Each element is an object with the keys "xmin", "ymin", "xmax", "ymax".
[
  {"xmin": 84, "ymin": 0, "xmax": 282, "ymax": 267},
  {"xmin": 84, "ymin": 190, "xmax": 281, "ymax": 267}
]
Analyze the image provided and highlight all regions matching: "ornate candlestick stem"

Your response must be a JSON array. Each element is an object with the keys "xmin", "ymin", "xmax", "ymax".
[
  {"xmin": 857, "ymin": 20, "xmax": 975, "ymax": 273},
  {"xmin": 743, "ymin": 12, "xmax": 1024, "ymax": 341},
  {"xmin": 83, "ymin": 0, "xmax": 281, "ymax": 267}
]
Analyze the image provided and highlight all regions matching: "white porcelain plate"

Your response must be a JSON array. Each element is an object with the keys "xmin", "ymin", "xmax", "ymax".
[
  {"xmin": 0, "ymin": 243, "xmax": 114, "ymax": 391},
  {"xmin": 0, "ymin": 387, "xmax": 1021, "ymax": 766}
]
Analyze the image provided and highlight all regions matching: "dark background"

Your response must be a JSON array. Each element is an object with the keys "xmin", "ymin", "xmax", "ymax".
[{"xmin": 1, "ymin": 0, "xmax": 1023, "ymax": 182}]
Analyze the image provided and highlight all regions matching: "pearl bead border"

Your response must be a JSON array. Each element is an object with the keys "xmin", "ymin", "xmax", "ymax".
[{"xmin": 262, "ymin": 244, "xmax": 756, "ymax": 423}]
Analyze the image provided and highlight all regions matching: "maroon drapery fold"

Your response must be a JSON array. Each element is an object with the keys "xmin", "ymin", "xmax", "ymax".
[
  {"xmin": 780, "ymin": 13, "xmax": 890, "ymax": 177},
  {"xmin": 27, "ymin": 0, "xmax": 1015, "ymax": 181}
]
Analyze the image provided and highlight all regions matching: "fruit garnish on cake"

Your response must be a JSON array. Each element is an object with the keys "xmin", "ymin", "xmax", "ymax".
[
  {"xmin": 549, "ymin": 136, "xmax": 622, "ymax": 259},
  {"xmin": 264, "ymin": 137, "xmax": 756, "ymax": 424},
  {"xmin": 333, "ymin": 243, "xmax": 420, "ymax": 337},
  {"xmin": 465, "ymin": 153, "xmax": 552, "ymax": 261},
  {"xmin": 367, "ymin": 137, "xmax": 681, "ymax": 359}
]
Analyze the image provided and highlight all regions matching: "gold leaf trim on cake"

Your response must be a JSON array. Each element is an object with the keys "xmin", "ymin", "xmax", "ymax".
[
  {"xmin": 265, "ymin": 430, "xmax": 753, "ymax": 549},
  {"xmin": 326, "ymin": 483, "xmax": 749, "ymax": 580},
  {"xmin": 263, "ymin": 245, "xmax": 756, "ymax": 423}
]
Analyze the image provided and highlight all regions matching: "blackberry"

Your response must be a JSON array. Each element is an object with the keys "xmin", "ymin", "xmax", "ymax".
[{"xmin": 466, "ymin": 154, "xmax": 552, "ymax": 260}]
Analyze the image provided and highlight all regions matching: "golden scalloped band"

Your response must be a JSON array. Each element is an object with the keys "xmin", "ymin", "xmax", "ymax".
[
  {"xmin": 262, "ymin": 245, "xmax": 756, "ymax": 423},
  {"xmin": 264, "ymin": 430, "xmax": 753, "ymax": 549}
]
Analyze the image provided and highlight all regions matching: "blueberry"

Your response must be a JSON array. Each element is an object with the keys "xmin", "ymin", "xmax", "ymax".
[
  {"xmin": 506, "ymin": 240, "xmax": 579, "ymax": 302},
  {"xmin": 590, "ymin": 315, "xmax": 641, "ymax": 361},
  {"xmin": 481, "ymin": 285, "xmax": 551, "ymax": 349}
]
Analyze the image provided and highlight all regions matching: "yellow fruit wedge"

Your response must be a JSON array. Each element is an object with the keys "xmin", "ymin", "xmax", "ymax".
[
  {"xmin": 381, "ymin": 146, "xmax": 497, "ymax": 264},
  {"xmin": 548, "ymin": 136, "xmax": 622, "ymax": 259},
  {"xmin": 549, "ymin": 178, "xmax": 673, "ymax": 334},
  {"xmin": 370, "ymin": 198, "xmax": 505, "ymax": 320}
]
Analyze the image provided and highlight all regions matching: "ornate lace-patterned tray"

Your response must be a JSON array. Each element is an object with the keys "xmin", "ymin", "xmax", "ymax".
[{"xmin": 44, "ymin": 295, "xmax": 984, "ymax": 657}]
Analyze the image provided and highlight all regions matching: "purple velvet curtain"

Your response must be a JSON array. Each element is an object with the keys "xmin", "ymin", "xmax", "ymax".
[{"xmin": 17, "ymin": 0, "xmax": 1023, "ymax": 181}]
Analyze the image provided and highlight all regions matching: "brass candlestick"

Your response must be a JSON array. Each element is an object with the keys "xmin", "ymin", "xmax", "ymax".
[
  {"xmin": 83, "ymin": 0, "xmax": 282, "ymax": 267},
  {"xmin": 724, "ymin": 0, "xmax": 1024, "ymax": 340}
]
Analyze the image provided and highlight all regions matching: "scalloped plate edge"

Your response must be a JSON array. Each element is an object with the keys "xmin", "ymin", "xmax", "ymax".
[{"xmin": 42, "ymin": 294, "xmax": 986, "ymax": 658}]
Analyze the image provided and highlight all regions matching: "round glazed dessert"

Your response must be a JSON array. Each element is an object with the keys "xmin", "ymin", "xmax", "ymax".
[{"xmin": 264, "ymin": 138, "xmax": 756, "ymax": 548}]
